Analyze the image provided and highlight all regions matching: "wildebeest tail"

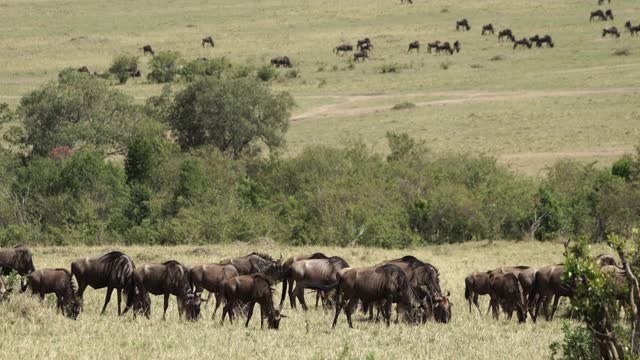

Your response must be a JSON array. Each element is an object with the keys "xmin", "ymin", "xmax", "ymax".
[{"xmin": 464, "ymin": 277, "xmax": 472, "ymax": 301}]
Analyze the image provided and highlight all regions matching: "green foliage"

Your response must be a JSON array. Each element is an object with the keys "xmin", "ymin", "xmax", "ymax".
[
  {"xmin": 386, "ymin": 131, "xmax": 425, "ymax": 162},
  {"xmin": 168, "ymin": 76, "xmax": 294, "ymax": 158},
  {"xmin": 550, "ymin": 323, "xmax": 598, "ymax": 360},
  {"xmin": 15, "ymin": 70, "xmax": 139, "ymax": 157},
  {"xmin": 380, "ymin": 64, "xmax": 400, "ymax": 73},
  {"xmin": 108, "ymin": 53, "xmax": 139, "ymax": 84},
  {"xmin": 0, "ymin": 103, "xmax": 14, "ymax": 125},
  {"xmin": 147, "ymin": 51, "xmax": 182, "ymax": 83},
  {"xmin": 179, "ymin": 57, "xmax": 234, "ymax": 82},
  {"xmin": 612, "ymin": 155, "xmax": 632, "ymax": 180},
  {"xmin": 257, "ymin": 65, "xmax": 277, "ymax": 82}
]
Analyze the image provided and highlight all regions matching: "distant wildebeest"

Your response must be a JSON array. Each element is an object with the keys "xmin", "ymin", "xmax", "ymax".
[
  {"xmin": 530, "ymin": 35, "xmax": 554, "ymax": 48},
  {"xmin": 490, "ymin": 266, "xmax": 536, "ymax": 317},
  {"xmin": 605, "ymin": 9, "xmax": 614, "ymax": 20},
  {"xmin": 202, "ymin": 36, "xmax": 215, "ymax": 47},
  {"xmin": 333, "ymin": 44, "xmax": 353, "ymax": 55},
  {"xmin": 482, "ymin": 24, "xmax": 495, "ymax": 35},
  {"xmin": 597, "ymin": 0, "xmax": 610, "ymax": 5},
  {"xmin": 498, "ymin": 29, "xmax": 515, "ymax": 42},
  {"xmin": 426, "ymin": 41, "xmax": 440, "ymax": 53},
  {"xmin": 435, "ymin": 41, "xmax": 460, "ymax": 55},
  {"xmin": 71, "ymin": 251, "xmax": 135, "ymax": 315},
  {"xmin": 513, "ymin": 38, "xmax": 532, "ymax": 49},
  {"xmin": 465, "ymin": 271, "xmax": 492, "ymax": 314},
  {"xmin": 489, "ymin": 272, "xmax": 527, "ymax": 322},
  {"xmin": 221, "ymin": 273, "xmax": 286, "ymax": 329},
  {"xmin": 357, "ymin": 38, "xmax": 373, "ymax": 51},
  {"xmin": 590, "ymin": 9, "xmax": 613, "ymax": 21},
  {"xmin": 528, "ymin": 264, "xmax": 574, "ymax": 322},
  {"xmin": 595, "ymin": 254, "xmax": 618, "ymax": 267},
  {"xmin": 288, "ymin": 256, "xmax": 350, "ymax": 310},
  {"xmin": 602, "ymin": 26, "xmax": 620, "ymax": 38},
  {"xmin": 400, "ymin": 0, "xmax": 413, "ymax": 4},
  {"xmin": 625, "ymin": 21, "xmax": 640, "ymax": 35},
  {"xmin": 141, "ymin": 45, "xmax": 154, "ymax": 56},
  {"xmin": 353, "ymin": 50, "xmax": 369, "ymax": 62},
  {"xmin": 219, "ymin": 252, "xmax": 282, "ymax": 276},
  {"xmin": 78, "ymin": 66, "xmax": 90, "ymax": 73},
  {"xmin": 129, "ymin": 260, "xmax": 201, "ymax": 320},
  {"xmin": 190, "ymin": 263, "xmax": 239, "ymax": 318},
  {"xmin": 456, "ymin": 19, "xmax": 471, "ymax": 31},
  {"xmin": 130, "ymin": 69, "xmax": 141, "ymax": 78},
  {"xmin": 22, "ymin": 268, "xmax": 81, "ymax": 320},
  {"xmin": 270, "ymin": 56, "xmax": 292, "ymax": 68},
  {"xmin": 0, "ymin": 245, "xmax": 35, "ymax": 278},
  {"xmin": 408, "ymin": 40, "xmax": 420, "ymax": 53},
  {"xmin": 329, "ymin": 265, "xmax": 425, "ymax": 328},
  {"xmin": 280, "ymin": 253, "xmax": 328, "ymax": 309}
]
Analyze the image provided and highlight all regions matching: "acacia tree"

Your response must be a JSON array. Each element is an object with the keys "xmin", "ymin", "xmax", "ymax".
[
  {"xmin": 11, "ymin": 69, "xmax": 140, "ymax": 157},
  {"xmin": 168, "ymin": 77, "xmax": 294, "ymax": 159}
]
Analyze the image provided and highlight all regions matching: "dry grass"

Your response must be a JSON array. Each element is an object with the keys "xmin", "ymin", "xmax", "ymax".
[{"xmin": 0, "ymin": 241, "xmax": 614, "ymax": 359}]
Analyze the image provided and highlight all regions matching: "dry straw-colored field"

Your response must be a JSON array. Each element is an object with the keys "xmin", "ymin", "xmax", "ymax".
[{"xmin": 0, "ymin": 241, "xmax": 613, "ymax": 359}]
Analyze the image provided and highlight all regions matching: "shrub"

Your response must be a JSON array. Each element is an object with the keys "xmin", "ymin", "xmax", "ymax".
[
  {"xmin": 257, "ymin": 65, "xmax": 277, "ymax": 82},
  {"xmin": 613, "ymin": 48, "xmax": 630, "ymax": 56},
  {"xmin": 108, "ymin": 54, "xmax": 139, "ymax": 84},
  {"xmin": 147, "ymin": 51, "xmax": 182, "ymax": 83},
  {"xmin": 612, "ymin": 155, "xmax": 632, "ymax": 180},
  {"xmin": 180, "ymin": 57, "xmax": 233, "ymax": 82},
  {"xmin": 380, "ymin": 64, "xmax": 400, "ymax": 74},
  {"xmin": 391, "ymin": 102, "xmax": 416, "ymax": 111}
]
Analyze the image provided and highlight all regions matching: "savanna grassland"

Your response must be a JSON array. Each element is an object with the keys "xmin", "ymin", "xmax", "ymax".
[
  {"xmin": 1, "ymin": 241, "xmax": 610, "ymax": 359},
  {"xmin": 1, "ymin": 0, "xmax": 640, "ymax": 174}
]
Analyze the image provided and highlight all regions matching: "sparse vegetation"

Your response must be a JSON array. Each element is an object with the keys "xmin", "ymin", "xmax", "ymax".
[
  {"xmin": 380, "ymin": 64, "xmax": 400, "ymax": 74},
  {"xmin": 391, "ymin": 101, "xmax": 415, "ymax": 110}
]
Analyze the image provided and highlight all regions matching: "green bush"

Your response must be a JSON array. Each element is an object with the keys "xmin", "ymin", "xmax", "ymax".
[
  {"xmin": 257, "ymin": 65, "xmax": 277, "ymax": 82},
  {"xmin": 180, "ymin": 57, "xmax": 233, "ymax": 82},
  {"xmin": 147, "ymin": 51, "xmax": 182, "ymax": 83},
  {"xmin": 108, "ymin": 54, "xmax": 139, "ymax": 84}
]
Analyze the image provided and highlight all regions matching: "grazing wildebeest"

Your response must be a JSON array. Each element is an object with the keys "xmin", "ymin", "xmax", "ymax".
[
  {"xmin": 141, "ymin": 45, "xmax": 154, "ymax": 56},
  {"xmin": 489, "ymin": 272, "xmax": 527, "ymax": 322},
  {"xmin": 0, "ymin": 245, "xmax": 35, "ymax": 278},
  {"xmin": 78, "ymin": 66, "xmax": 90, "ymax": 73},
  {"xmin": 435, "ymin": 42, "xmax": 458, "ymax": 55},
  {"xmin": 353, "ymin": 50, "xmax": 369, "ymax": 62},
  {"xmin": 190, "ymin": 263, "xmax": 239, "ymax": 318},
  {"xmin": 590, "ymin": 9, "xmax": 612, "ymax": 21},
  {"xmin": 71, "ymin": 251, "xmax": 135, "ymax": 315},
  {"xmin": 528, "ymin": 264, "xmax": 574, "ymax": 322},
  {"xmin": 129, "ymin": 260, "xmax": 199, "ymax": 320},
  {"xmin": 329, "ymin": 265, "xmax": 424, "ymax": 328},
  {"xmin": 426, "ymin": 41, "xmax": 440, "ymax": 53},
  {"xmin": 433, "ymin": 296, "xmax": 453, "ymax": 323},
  {"xmin": 513, "ymin": 38, "xmax": 532, "ymax": 49},
  {"xmin": 625, "ymin": 21, "xmax": 640, "ymax": 35},
  {"xmin": 490, "ymin": 266, "xmax": 537, "ymax": 311},
  {"xmin": 130, "ymin": 69, "xmax": 141, "ymax": 78},
  {"xmin": 333, "ymin": 44, "xmax": 353, "ymax": 55},
  {"xmin": 22, "ymin": 268, "xmax": 81, "ymax": 320},
  {"xmin": 383, "ymin": 256, "xmax": 442, "ymax": 307},
  {"xmin": 452, "ymin": 41, "xmax": 461, "ymax": 53},
  {"xmin": 408, "ymin": 40, "xmax": 420, "ymax": 53},
  {"xmin": 605, "ymin": 9, "xmax": 614, "ymax": 20},
  {"xmin": 482, "ymin": 24, "xmax": 494, "ymax": 35},
  {"xmin": 221, "ymin": 273, "xmax": 285, "ymax": 329},
  {"xmin": 456, "ymin": 19, "xmax": 471, "ymax": 31},
  {"xmin": 219, "ymin": 252, "xmax": 282, "ymax": 276},
  {"xmin": 202, "ymin": 36, "xmax": 215, "ymax": 47},
  {"xmin": 498, "ymin": 29, "xmax": 515, "ymax": 42},
  {"xmin": 270, "ymin": 56, "xmax": 292, "ymax": 68},
  {"xmin": 280, "ymin": 253, "xmax": 329, "ymax": 309},
  {"xmin": 464, "ymin": 271, "xmax": 491, "ymax": 314},
  {"xmin": 602, "ymin": 26, "xmax": 620, "ymax": 38},
  {"xmin": 357, "ymin": 38, "xmax": 373, "ymax": 51},
  {"xmin": 400, "ymin": 0, "xmax": 413, "ymax": 4},
  {"xmin": 595, "ymin": 254, "xmax": 618, "ymax": 267},
  {"xmin": 597, "ymin": 0, "xmax": 610, "ymax": 4},
  {"xmin": 530, "ymin": 35, "xmax": 554, "ymax": 48},
  {"xmin": 288, "ymin": 256, "xmax": 350, "ymax": 310}
]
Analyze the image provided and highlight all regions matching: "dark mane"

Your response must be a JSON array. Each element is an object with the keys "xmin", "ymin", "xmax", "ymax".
[
  {"xmin": 57, "ymin": 268, "xmax": 77, "ymax": 295},
  {"xmin": 329, "ymin": 256, "xmax": 350, "ymax": 269},
  {"xmin": 162, "ymin": 260, "xmax": 184, "ymax": 267},
  {"xmin": 99, "ymin": 251, "xmax": 129, "ymax": 264},
  {"xmin": 309, "ymin": 252, "xmax": 328, "ymax": 260},
  {"xmin": 395, "ymin": 255, "xmax": 426, "ymax": 269},
  {"xmin": 248, "ymin": 252, "xmax": 275, "ymax": 261}
]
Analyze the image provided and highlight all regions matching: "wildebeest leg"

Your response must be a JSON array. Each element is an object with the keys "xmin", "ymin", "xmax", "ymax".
[
  {"xmin": 345, "ymin": 299, "xmax": 358, "ymax": 328},
  {"xmin": 473, "ymin": 293, "xmax": 482, "ymax": 314},
  {"xmin": 245, "ymin": 302, "xmax": 255, "ymax": 328},
  {"xmin": 288, "ymin": 278, "xmax": 296, "ymax": 309},
  {"xmin": 294, "ymin": 282, "xmax": 308, "ymax": 311},
  {"xmin": 116, "ymin": 288, "xmax": 122, "ymax": 315},
  {"xmin": 163, "ymin": 293, "xmax": 169, "ymax": 320},
  {"xmin": 221, "ymin": 303, "xmax": 229, "ymax": 324},
  {"xmin": 101, "ymin": 287, "xmax": 114, "ymax": 315},
  {"xmin": 315, "ymin": 291, "xmax": 320, "ymax": 308},
  {"xmin": 384, "ymin": 300, "xmax": 392, "ymax": 327},
  {"xmin": 76, "ymin": 281, "xmax": 87, "ymax": 310},
  {"xmin": 542, "ymin": 295, "xmax": 552, "ymax": 321},
  {"xmin": 280, "ymin": 277, "xmax": 288, "ymax": 308},
  {"xmin": 550, "ymin": 295, "xmax": 561, "ymax": 320},
  {"xmin": 212, "ymin": 292, "xmax": 222, "ymax": 320}
]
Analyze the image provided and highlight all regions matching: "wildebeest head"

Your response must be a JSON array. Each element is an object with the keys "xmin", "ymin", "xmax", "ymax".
[
  {"xmin": 267, "ymin": 307, "xmax": 287, "ymax": 329},
  {"xmin": 0, "ymin": 246, "xmax": 36, "ymax": 276},
  {"xmin": 65, "ymin": 300, "xmax": 81, "ymax": 320},
  {"xmin": 182, "ymin": 292, "xmax": 205, "ymax": 321},
  {"xmin": 433, "ymin": 293, "xmax": 452, "ymax": 323}
]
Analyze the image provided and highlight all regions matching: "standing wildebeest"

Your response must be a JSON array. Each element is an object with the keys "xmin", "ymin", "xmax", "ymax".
[
  {"xmin": 330, "ymin": 265, "xmax": 424, "ymax": 328},
  {"xmin": 590, "ymin": 9, "xmax": 613, "ymax": 21},
  {"xmin": 288, "ymin": 256, "xmax": 350, "ymax": 310},
  {"xmin": 530, "ymin": 35, "xmax": 554, "ymax": 48},
  {"xmin": 602, "ymin": 26, "xmax": 620, "ymax": 38},
  {"xmin": 489, "ymin": 272, "xmax": 527, "ymax": 322},
  {"xmin": 498, "ymin": 29, "xmax": 515, "ymax": 42},
  {"xmin": 490, "ymin": 266, "xmax": 536, "ymax": 311},
  {"xmin": 221, "ymin": 273, "xmax": 285, "ymax": 329},
  {"xmin": 605, "ymin": 9, "xmax": 614, "ymax": 20},
  {"xmin": 190, "ymin": 263, "xmax": 239, "ymax": 318},
  {"xmin": 22, "ymin": 268, "xmax": 81, "ymax": 319},
  {"xmin": 400, "ymin": 0, "xmax": 413, "ymax": 4},
  {"xmin": 465, "ymin": 271, "xmax": 491, "ymax": 314},
  {"xmin": 435, "ymin": 41, "xmax": 460, "ymax": 55},
  {"xmin": 270, "ymin": 56, "xmax": 292, "ymax": 68},
  {"xmin": 456, "ymin": 19, "xmax": 471, "ymax": 31},
  {"xmin": 280, "ymin": 253, "xmax": 328, "ymax": 308},
  {"xmin": 529, "ymin": 264, "xmax": 574, "ymax": 322},
  {"xmin": 357, "ymin": 38, "xmax": 373, "ymax": 51},
  {"xmin": 595, "ymin": 254, "xmax": 618, "ymax": 267},
  {"xmin": 71, "ymin": 251, "xmax": 135, "ymax": 315},
  {"xmin": 482, "ymin": 24, "xmax": 495, "ymax": 35},
  {"xmin": 426, "ymin": 41, "xmax": 440, "ymax": 53},
  {"xmin": 408, "ymin": 40, "xmax": 420, "ymax": 53},
  {"xmin": 353, "ymin": 50, "xmax": 369, "ymax": 62},
  {"xmin": 513, "ymin": 38, "xmax": 532, "ymax": 49},
  {"xmin": 78, "ymin": 66, "xmax": 90, "ymax": 73},
  {"xmin": 141, "ymin": 45, "xmax": 154, "ymax": 56},
  {"xmin": 0, "ymin": 245, "xmax": 35, "ymax": 278},
  {"xmin": 202, "ymin": 36, "xmax": 215, "ymax": 47},
  {"xmin": 625, "ymin": 21, "xmax": 640, "ymax": 35},
  {"xmin": 219, "ymin": 252, "xmax": 282, "ymax": 276},
  {"xmin": 597, "ymin": 0, "xmax": 610, "ymax": 4},
  {"xmin": 333, "ymin": 44, "xmax": 353, "ymax": 55},
  {"xmin": 129, "ymin": 260, "xmax": 201, "ymax": 320}
]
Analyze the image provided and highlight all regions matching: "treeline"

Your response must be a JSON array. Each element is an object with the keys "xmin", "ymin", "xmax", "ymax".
[{"xmin": 0, "ymin": 61, "xmax": 639, "ymax": 247}]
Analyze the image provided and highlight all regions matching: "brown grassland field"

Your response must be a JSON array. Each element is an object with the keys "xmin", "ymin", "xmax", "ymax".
[{"xmin": 1, "ymin": 0, "xmax": 640, "ymax": 357}]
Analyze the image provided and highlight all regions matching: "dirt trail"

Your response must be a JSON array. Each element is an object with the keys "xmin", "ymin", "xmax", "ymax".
[{"xmin": 292, "ymin": 88, "xmax": 640, "ymax": 121}]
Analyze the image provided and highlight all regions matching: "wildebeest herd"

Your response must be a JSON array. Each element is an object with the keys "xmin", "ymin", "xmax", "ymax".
[{"xmin": 1, "ymin": 245, "xmax": 454, "ymax": 329}]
